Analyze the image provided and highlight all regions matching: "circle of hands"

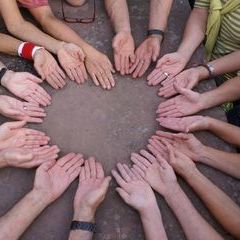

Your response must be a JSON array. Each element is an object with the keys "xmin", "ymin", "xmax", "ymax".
[{"xmin": 0, "ymin": 30, "xmax": 211, "ymax": 222}]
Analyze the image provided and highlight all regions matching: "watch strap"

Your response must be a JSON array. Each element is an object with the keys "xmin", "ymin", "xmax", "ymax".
[
  {"xmin": 0, "ymin": 68, "xmax": 8, "ymax": 86},
  {"xmin": 70, "ymin": 221, "xmax": 96, "ymax": 232},
  {"xmin": 198, "ymin": 63, "xmax": 215, "ymax": 78},
  {"xmin": 147, "ymin": 29, "xmax": 164, "ymax": 38}
]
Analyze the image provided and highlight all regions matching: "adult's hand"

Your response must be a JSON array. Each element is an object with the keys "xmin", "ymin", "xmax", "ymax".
[
  {"xmin": 73, "ymin": 158, "xmax": 111, "ymax": 221},
  {"xmin": 57, "ymin": 43, "xmax": 87, "ymax": 84},
  {"xmin": 33, "ymin": 153, "xmax": 84, "ymax": 204},
  {"xmin": 130, "ymin": 36, "xmax": 161, "ymax": 78},
  {"xmin": 157, "ymin": 85, "xmax": 205, "ymax": 117},
  {"xmin": 158, "ymin": 67, "xmax": 201, "ymax": 98},
  {"xmin": 112, "ymin": 31, "xmax": 135, "ymax": 75},
  {"xmin": 33, "ymin": 48, "xmax": 66, "ymax": 89},
  {"xmin": 157, "ymin": 116, "xmax": 208, "ymax": 133},
  {"xmin": 84, "ymin": 46, "xmax": 115, "ymax": 90},
  {"xmin": 0, "ymin": 121, "xmax": 50, "ymax": 150},
  {"xmin": 1, "ymin": 70, "xmax": 51, "ymax": 106},
  {"xmin": 0, "ymin": 95, "xmax": 46, "ymax": 123},
  {"xmin": 147, "ymin": 52, "xmax": 188, "ymax": 86},
  {"xmin": 112, "ymin": 163, "xmax": 157, "ymax": 215},
  {"xmin": 0, "ymin": 145, "xmax": 59, "ymax": 169},
  {"xmin": 131, "ymin": 150, "xmax": 178, "ymax": 198}
]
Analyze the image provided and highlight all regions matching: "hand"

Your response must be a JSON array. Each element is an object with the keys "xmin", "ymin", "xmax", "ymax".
[
  {"xmin": 73, "ymin": 158, "xmax": 111, "ymax": 221},
  {"xmin": 130, "ymin": 37, "xmax": 161, "ymax": 78},
  {"xmin": 112, "ymin": 31, "xmax": 135, "ymax": 75},
  {"xmin": 155, "ymin": 131, "xmax": 205, "ymax": 162},
  {"xmin": 0, "ymin": 145, "xmax": 59, "ymax": 168},
  {"xmin": 57, "ymin": 43, "xmax": 87, "ymax": 84},
  {"xmin": 147, "ymin": 52, "xmax": 188, "ymax": 86},
  {"xmin": 158, "ymin": 67, "xmax": 201, "ymax": 98},
  {"xmin": 0, "ymin": 121, "xmax": 50, "ymax": 150},
  {"xmin": 130, "ymin": 150, "xmax": 178, "ymax": 197},
  {"xmin": 166, "ymin": 143, "xmax": 197, "ymax": 178},
  {"xmin": 111, "ymin": 163, "xmax": 157, "ymax": 214},
  {"xmin": 33, "ymin": 48, "xmax": 66, "ymax": 90},
  {"xmin": 1, "ymin": 70, "xmax": 51, "ymax": 106},
  {"xmin": 85, "ymin": 46, "xmax": 115, "ymax": 90},
  {"xmin": 157, "ymin": 116, "xmax": 209, "ymax": 133},
  {"xmin": 157, "ymin": 84, "xmax": 205, "ymax": 117},
  {"xmin": 33, "ymin": 153, "xmax": 84, "ymax": 203},
  {"xmin": 0, "ymin": 95, "xmax": 46, "ymax": 123}
]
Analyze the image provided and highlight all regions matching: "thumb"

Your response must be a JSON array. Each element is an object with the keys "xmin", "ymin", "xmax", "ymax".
[
  {"xmin": 100, "ymin": 176, "xmax": 112, "ymax": 193},
  {"xmin": 174, "ymin": 83, "xmax": 199, "ymax": 102},
  {"xmin": 38, "ymin": 159, "xmax": 56, "ymax": 172},
  {"xmin": 156, "ymin": 54, "xmax": 169, "ymax": 68},
  {"xmin": 27, "ymin": 73, "xmax": 43, "ymax": 83},
  {"xmin": 34, "ymin": 64, "xmax": 46, "ymax": 80},
  {"xmin": 116, "ymin": 187, "xmax": 129, "ymax": 203},
  {"xmin": 3, "ymin": 120, "xmax": 26, "ymax": 130}
]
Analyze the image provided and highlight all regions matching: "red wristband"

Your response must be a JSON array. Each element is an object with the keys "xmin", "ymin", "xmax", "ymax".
[{"xmin": 21, "ymin": 42, "xmax": 35, "ymax": 60}]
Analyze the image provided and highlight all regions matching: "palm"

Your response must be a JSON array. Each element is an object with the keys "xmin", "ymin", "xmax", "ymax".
[{"xmin": 113, "ymin": 32, "xmax": 134, "ymax": 56}]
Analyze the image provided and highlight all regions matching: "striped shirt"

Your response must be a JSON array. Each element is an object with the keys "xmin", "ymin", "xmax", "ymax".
[{"xmin": 195, "ymin": 0, "xmax": 240, "ymax": 80}]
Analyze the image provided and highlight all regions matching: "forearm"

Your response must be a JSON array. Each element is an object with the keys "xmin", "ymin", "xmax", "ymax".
[
  {"xmin": 198, "ymin": 145, "xmax": 240, "ymax": 178},
  {"xmin": 68, "ymin": 207, "xmax": 95, "ymax": 240},
  {"xmin": 183, "ymin": 168, "xmax": 240, "ymax": 238},
  {"xmin": 0, "ymin": 34, "xmax": 22, "ymax": 56},
  {"xmin": 140, "ymin": 204, "xmax": 167, "ymax": 240},
  {"xmin": 8, "ymin": 21, "xmax": 61, "ymax": 54},
  {"xmin": 0, "ymin": 190, "xmax": 48, "ymax": 240},
  {"xmin": 149, "ymin": 0, "xmax": 173, "ymax": 31},
  {"xmin": 204, "ymin": 117, "xmax": 240, "ymax": 146},
  {"xmin": 163, "ymin": 184, "xmax": 223, "ymax": 240},
  {"xmin": 208, "ymin": 50, "xmax": 240, "ymax": 77},
  {"xmin": 177, "ymin": 7, "xmax": 208, "ymax": 62},
  {"xmin": 201, "ymin": 76, "xmax": 240, "ymax": 110},
  {"xmin": 105, "ymin": 0, "xmax": 131, "ymax": 33}
]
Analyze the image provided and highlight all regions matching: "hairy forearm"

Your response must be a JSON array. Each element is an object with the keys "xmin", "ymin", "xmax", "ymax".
[
  {"xmin": 198, "ymin": 145, "xmax": 240, "ymax": 178},
  {"xmin": 105, "ymin": 0, "xmax": 131, "ymax": 33},
  {"xmin": 202, "ymin": 76, "xmax": 240, "ymax": 110},
  {"xmin": 140, "ymin": 204, "xmax": 167, "ymax": 240},
  {"xmin": 149, "ymin": 0, "xmax": 173, "ymax": 31},
  {"xmin": 163, "ymin": 184, "xmax": 223, "ymax": 240},
  {"xmin": 208, "ymin": 50, "xmax": 240, "ymax": 77},
  {"xmin": 0, "ymin": 190, "xmax": 48, "ymax": 240},
  {"xmin": 204, "ymin": 117, "xmax": 240, "ymax": 147},
  {"xmin": 183, "ymin": 168, "xmax": 240, "ymax": 238},
  {"xmin": 0, "ymin": 34, "xmax": 21, "ymax": 56},
  {"xmin": 177, "ymin": 7, "xmax": 208, "ymax": 62}
]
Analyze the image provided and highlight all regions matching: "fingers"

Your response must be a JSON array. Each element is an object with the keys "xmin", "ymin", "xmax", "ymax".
[
  {"xmin": 57, "ymin": 153, "xmax": 77, "ymax": 167},
  {"xmin": 96, "ymin": 161, "xmax": 105, "ymax": 179},
  {"xmin": 116, "ymin": 163, "xmax": 131, "ymax": 182},
  {"xmin": 111, "ymin": 169, "xmax": 126, "ymax": 188},
  {"xmin": 3, "ymin": 120, "xmax": 26, "ymax": 130},
  {"xmin": 114, "ymin": 53, "xmax": 121, "ymax": 72},
  {"xmin": 131, "ymin": 153, "xmax": 150, "ymax": 169},
  {"xmin": 89, "ymin": 157, "xmax": 97, "ymax": 178},
  {"xmin": 116, "ymin": 187, "xmax": 129, "ymax": 202},
  {"xmin": 27, "ymin": 73, "xmax": 43, "ymax": 84},
  {"xmin": 37, "ymin": 159, "xmax": 56, "ymax": 172},
  {"xmin": 139, "ymin": 150, "xmax": 156, "ymax": 163}
]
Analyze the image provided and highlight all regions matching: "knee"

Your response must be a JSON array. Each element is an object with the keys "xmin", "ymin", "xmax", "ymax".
[{"xmin": 65, "ymin": 0, "xmax": 87, "ymax": 7}]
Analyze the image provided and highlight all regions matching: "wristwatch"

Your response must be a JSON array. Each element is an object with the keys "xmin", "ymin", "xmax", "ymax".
[
  {"xmin": 70, "ymin": 221, "xmax": 96, "ymax": 233},
  {"xmin": 199, "ymin": 63, "xmax": 215, "ymax": 78}
]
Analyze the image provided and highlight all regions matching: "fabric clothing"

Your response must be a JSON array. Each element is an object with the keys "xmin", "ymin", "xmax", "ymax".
[{"xmin": 17, "ymin": 0, "xmax": 48, "ymax": 9}]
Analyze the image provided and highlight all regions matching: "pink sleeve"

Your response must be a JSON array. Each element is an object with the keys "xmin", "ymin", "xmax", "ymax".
[{"xmin": 17, "ymin": 0, "xmax": 49, "ymax": 9}]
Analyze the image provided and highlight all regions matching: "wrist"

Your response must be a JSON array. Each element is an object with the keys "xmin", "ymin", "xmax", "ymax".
[
  {"xmin": 195, "ymin": 65, "xmax": 210, "ymax": 80},
  {"xmin": 73, "ymin": 206, "xmax": 96, "ymax": 222},
  {"xmin": 139, "ymin": 200, "xmax": 160, "ymax": 219},
  {"xmin": 29, "ymin": 189, "xmax": 50, "ymax": 209},
  {"xmin": 0, "ymin": 150, "xmax": 8, "ymax": 168},
  {"xmin": 1, "ymin": 70, "xmax": 14, "ymax": 88},
  {"xmin": 176, "ymin": 48, "xmax": 191, "ymax": 65},
  {"xmin": 162, "ymin": 182, "xmax": 182, "ymax": 201}
]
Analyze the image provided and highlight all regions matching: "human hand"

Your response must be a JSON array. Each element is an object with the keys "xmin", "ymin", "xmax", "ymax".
[
  {"xmin": 73, "ymin": 158, "xmax": 111, "ymax": 221},
  {"xmin": 155, "ymin": 131, "xmax": 205, "ymax": 162},
  {"xmin": 131, "ymin": 150, "xmax": 178, "ymax": 197},
  {"xmin": 33, "ymin": 153, "xmax": 84, "ymax": 203},
  {"xmin": 85, "ymin": 46, "xmax": 115, "ymax": 90},
  {"xmin": 112, "ymin": 31, "xmax": 135, "ymax": 75},
  {"xmin": 130, "ymin": 37, "xmax": 161, "ymax": 78},
  {"xmin": 0, "ymin": 145, "xmax": 59, "ymax": 168},
  {"xmin": 0, "ymin": 95, "xmax": 46, "ymax": 123},
  {"xmin": 166, "ymin": 143, "xmax": 197, "ymax": 178},
  {"xmin": 57, "ymin": 43, "xmax": 87, "ymax": 84},
  {"xmin": 157, "ymin": 116, "xmax": 209, "ymax": 133},
  {"xmin": 112, "ymin": 163, "xmax": 157, "ymax": 214},
  {"xmin": 33, "ymin": 48, "xmax": 66, "ymax": 90},
  {"xmin": 158, "ymin": 67, "xmax": 201, "ymax": 98},
  {"xmin": 0, "ymin": 121, "xmax": 50, "ymax": 150},
  {"xmin": 147, "ymin": 52, "xmax": 188, "ymax": 86},
  {"xmin": 157, "ymin": 84, "xmax": 204, "ymax": 117},
  {"xmin": 1, "ymin": 70, "xmax": 51, "ymax": 106}
]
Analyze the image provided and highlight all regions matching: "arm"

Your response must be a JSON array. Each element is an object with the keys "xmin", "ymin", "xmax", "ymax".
[
  {"xmin": 0, "ymin": 0, "xmax": 62, "ymax": 54},
  {"xmin": 182, "ymin": 166, "xmax": 240, "ymax": 238},
  {"xmin": 0, "ymin": 33, "xmax": 21, "ymax": 56},
  {"xmin": 177, "ymin": 7, "xmax": 208, "ymax": 63}
]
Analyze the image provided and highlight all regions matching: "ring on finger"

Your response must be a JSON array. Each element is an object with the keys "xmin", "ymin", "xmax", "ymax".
[{"xmin": 163, "ymin": 72, "xmax": 169, "ymax": 78}]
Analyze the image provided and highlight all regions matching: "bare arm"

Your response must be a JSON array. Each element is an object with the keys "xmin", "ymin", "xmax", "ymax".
[
  {"xmin": 182, "ymin": 167, "xmax": 240, "ymax": 238},
  {"xmin": 0, "ymin": 190, "xmax": 48, "ymax": 240},
  {"xmin": 105, "ymin": 0, "xmax": 131, "ymax": 33},
  {"xmin": 0, "ymin": 0, "xmax": 61, "ymax": 54},
  {"xmin": 177, "ymin": 7, "xmax": 208, "ymax": 62},
  {"xmin": 0, "ymin": 33, "xmax": 22, "ymax": 56}
]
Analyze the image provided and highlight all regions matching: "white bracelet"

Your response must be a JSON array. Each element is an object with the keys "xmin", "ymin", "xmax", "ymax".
[
  {"xmin": 17, "ymin": 42, "xmax": 26, "ymax": 57},
  {"xmin": 32, "ymin": 46, "xmax": 44, "ymax": 58}
]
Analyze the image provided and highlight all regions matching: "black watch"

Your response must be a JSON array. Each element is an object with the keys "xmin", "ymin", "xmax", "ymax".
[
  {"xmin": 147, "ymin": 29, "xmax": 164, "ymax": 39},
  {"xmin": 70, "ymin": 221, "xmax": 96, "ymax": 233}
]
